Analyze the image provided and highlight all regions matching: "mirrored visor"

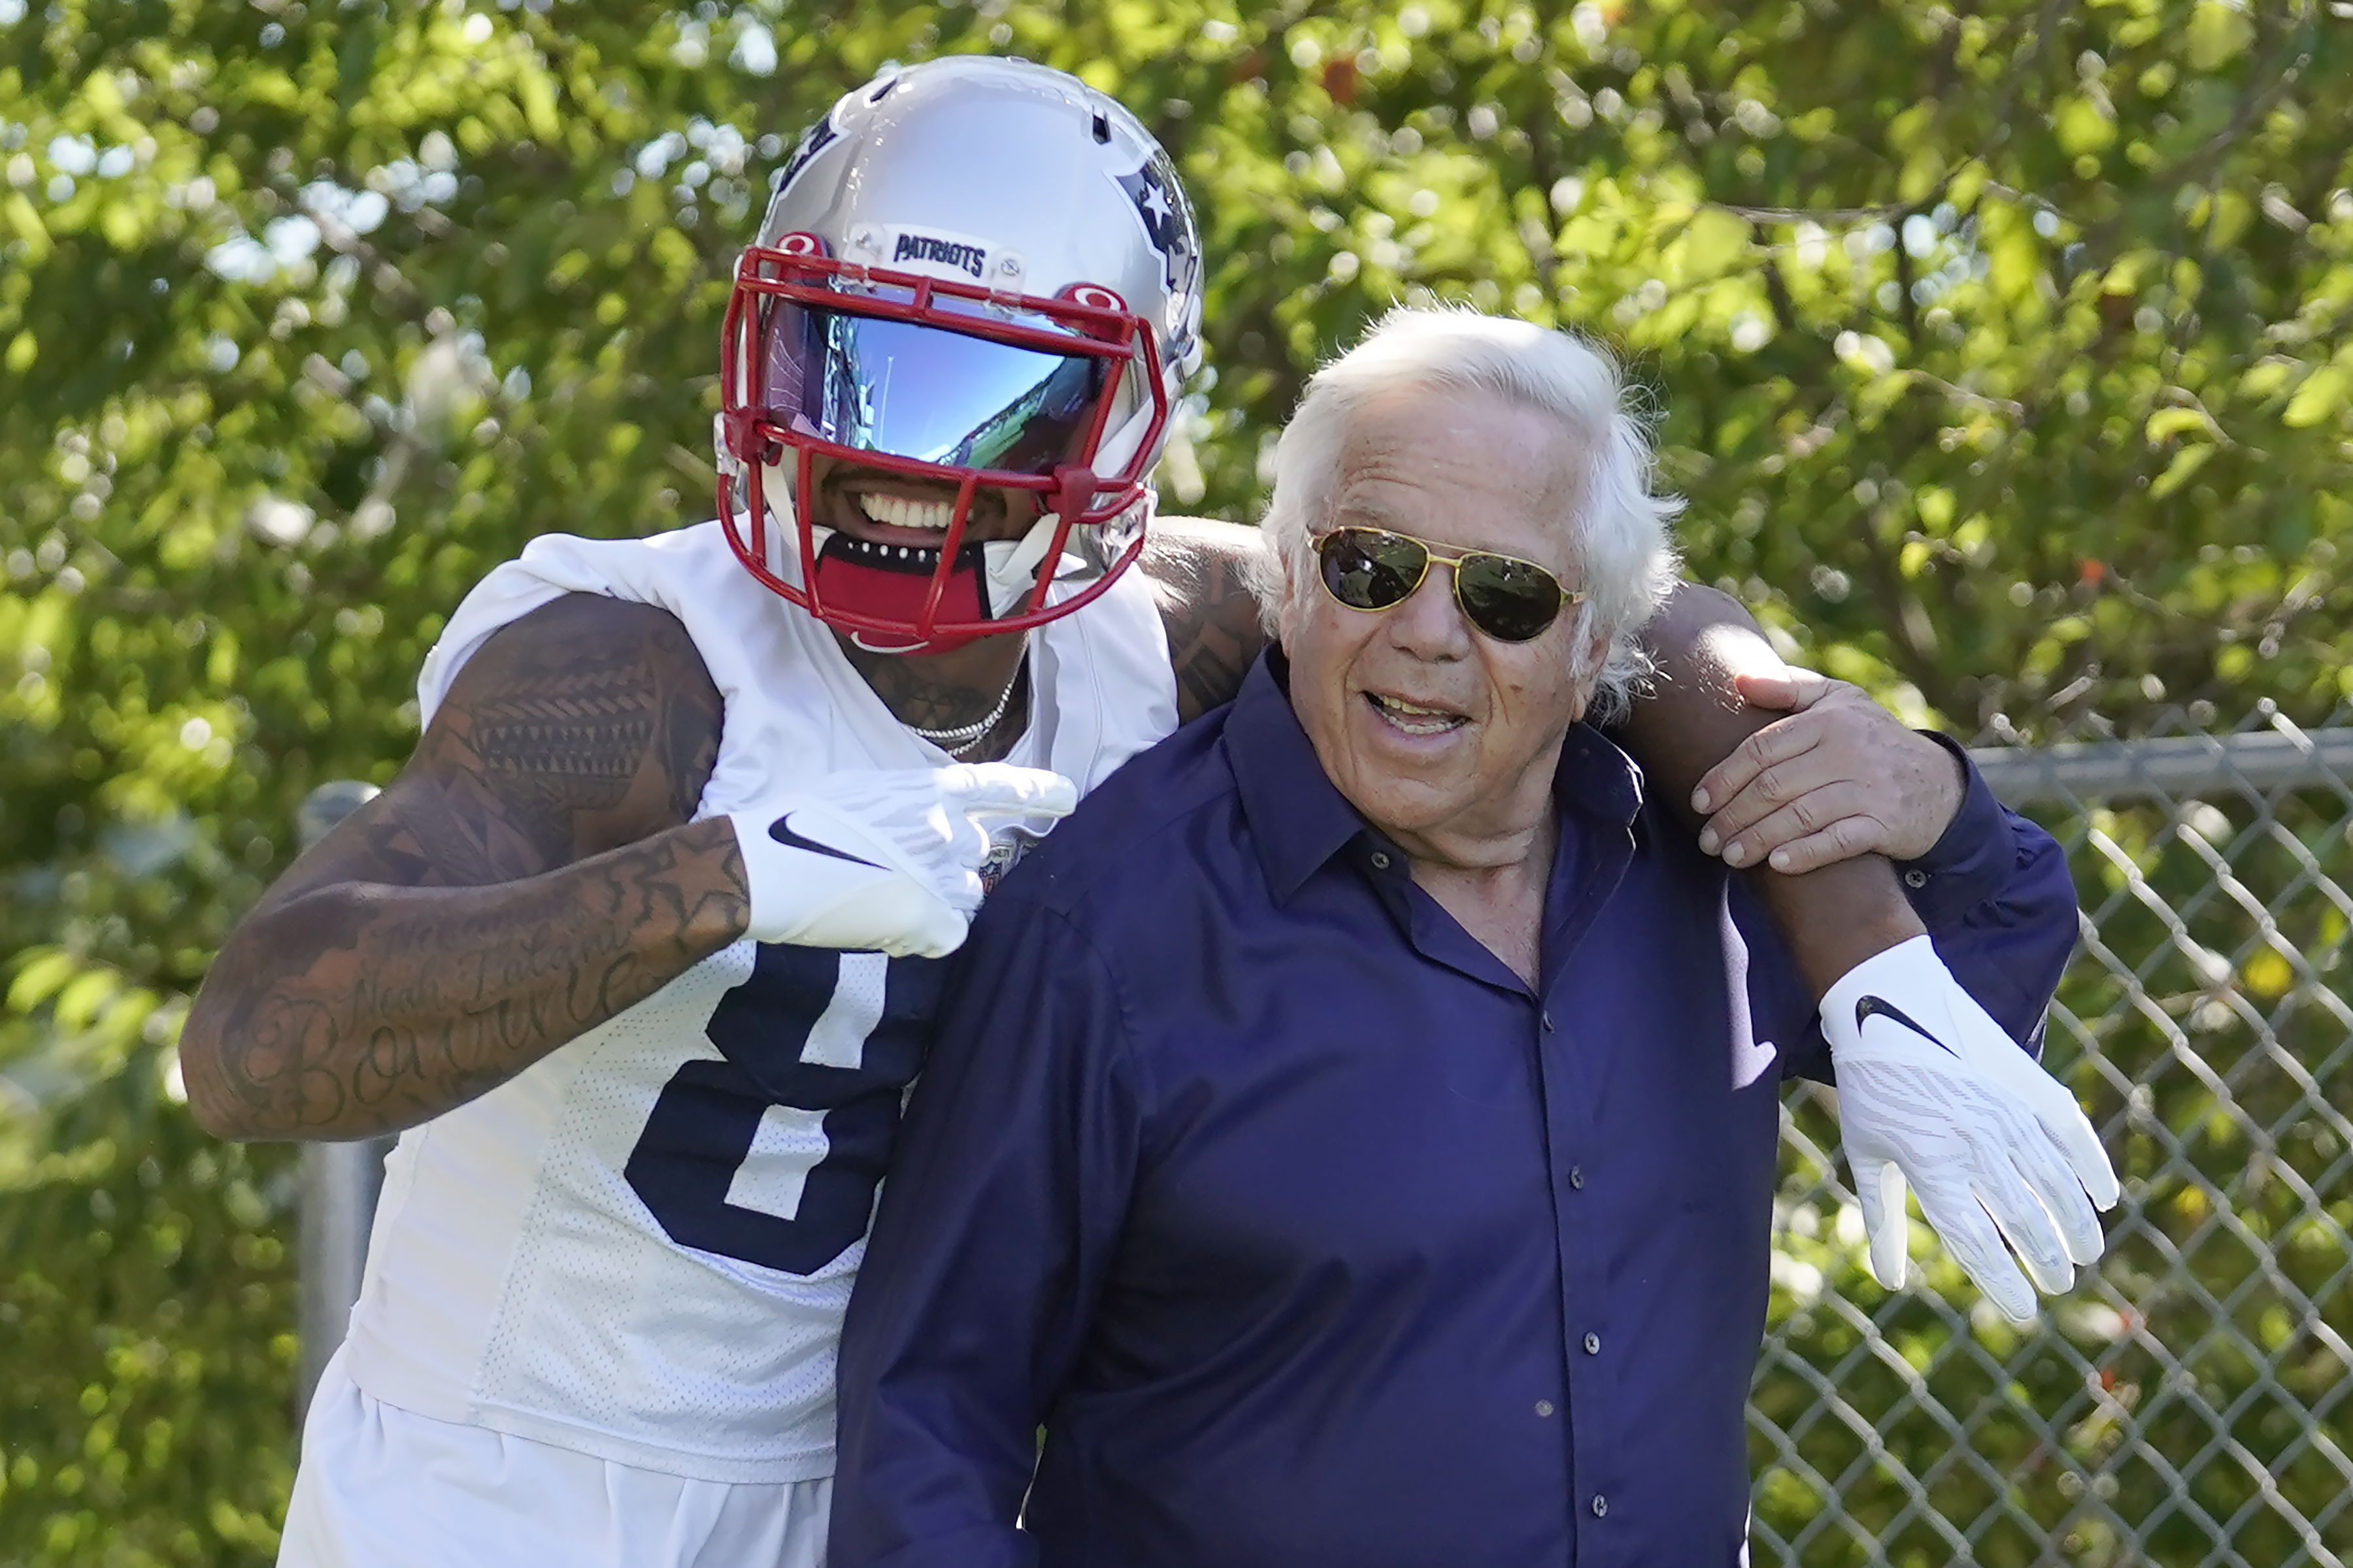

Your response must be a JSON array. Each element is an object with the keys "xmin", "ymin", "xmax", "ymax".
[{"xmin": 758, "ymin": 292, "xmax": 1115, "ymax": 477}]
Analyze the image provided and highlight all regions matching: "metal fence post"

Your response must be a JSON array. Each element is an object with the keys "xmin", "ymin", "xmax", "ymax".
[{"xmin": 292, "ymin": 780, "xmax": 395, "ymax": 1423}]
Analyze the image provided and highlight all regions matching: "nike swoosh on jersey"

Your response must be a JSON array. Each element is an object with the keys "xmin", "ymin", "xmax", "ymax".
[
  {"xmin": 769, "ymin": 814, "xmax": 884, "ymax": 870},
  {"xmin": 1855, "ymin": 994, "xmax": 1958, "ymax": 1056}
]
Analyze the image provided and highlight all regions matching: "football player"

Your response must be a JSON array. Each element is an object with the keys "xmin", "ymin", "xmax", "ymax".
[{"xmin": 179, "ymin": 56, "xmax": 2101, "ymax": 1568}]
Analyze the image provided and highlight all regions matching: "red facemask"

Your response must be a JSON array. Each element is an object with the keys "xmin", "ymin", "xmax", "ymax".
[{"xmin": 716, "ymin": 236, "xmax": 1168, "ymax": 650}]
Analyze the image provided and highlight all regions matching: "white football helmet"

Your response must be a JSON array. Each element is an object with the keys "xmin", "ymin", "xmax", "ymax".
[{"xmin": 716, "ymin": 56, "xmax": 1205, "ymax": 652}]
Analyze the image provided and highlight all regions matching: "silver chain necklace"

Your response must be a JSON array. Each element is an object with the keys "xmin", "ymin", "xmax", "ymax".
[{"xmin": 903, "ymin": 639, "xmax": 1029, "ymax": 757}]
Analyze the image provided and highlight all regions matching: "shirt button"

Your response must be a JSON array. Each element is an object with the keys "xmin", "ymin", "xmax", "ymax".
[
  {"xmin": 1592, "ymin": 1495, "xmax": 1609, "ymax": 1518},
  {"xmin": 1583, "ymin": 1331, "xmax": 1601, "ymax": 1355},
  {"xmin": 1903, "ymin": 868, "xmax": 1929, "ymax": 889},
  {"xmin": 1567, "ymin": 1166, "xmax": 1584, "ymax": 1190},
  {"xmin": 1370, "ymin": 851, "xmax": 1392, "ymax": 871},
  {"xmin": 1534, "ymin": 1400, "xmax": 1555, "ymax": 1418},
  {"xmin": 1541, "ymin": 1009, "xmax": 1555, "ymax": 1031}
]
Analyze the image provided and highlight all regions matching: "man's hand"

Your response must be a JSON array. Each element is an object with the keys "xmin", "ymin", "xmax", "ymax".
[
  {"xmin": 1822, "ymin": 936, "xmax": 2120, "ymax": 1322},
  {"xmin": 1690, "ymin": 670, "xmax": 1966, "ymax": 874},
  {"xmin": 731, "ymin": 763, "xmax": 1078, "ymax": 958}
]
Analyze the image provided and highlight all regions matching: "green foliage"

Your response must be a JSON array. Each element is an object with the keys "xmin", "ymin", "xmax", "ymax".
[
  {"xmin": 1, "ymin": 0, "xmax": 2347, "ymax": 1560},
  {"xmin": 0, "ymin": 1107, "xmax": 294, "ymax": 1565}
]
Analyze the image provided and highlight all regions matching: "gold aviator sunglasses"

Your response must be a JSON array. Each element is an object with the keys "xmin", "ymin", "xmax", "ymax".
[{"xmin": 1310, "ymin": 527, "xmax": 1582, "ymax": 643}]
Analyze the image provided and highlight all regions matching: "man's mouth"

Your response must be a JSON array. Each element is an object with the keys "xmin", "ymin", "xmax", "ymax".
[
  {"xmin": 857, "ymin": 492, "xmax": 954, "ymax": 531},
  {"xmin": 814, "ymin": 468, "xmax": 1027, "ymax": 548},
  {"xmin": 1364, "ymin": 692, "xmax": 1469, "ymax": 736}
]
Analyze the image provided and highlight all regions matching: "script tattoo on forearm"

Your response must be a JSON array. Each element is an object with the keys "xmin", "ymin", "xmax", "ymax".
[
  {"xmin": 203, "ymin": 824, "xmax": 745, "ymax": 1134},
  {"xmin": 183, "ymin": 595, "xmax": 748, "ymax": 1138}
]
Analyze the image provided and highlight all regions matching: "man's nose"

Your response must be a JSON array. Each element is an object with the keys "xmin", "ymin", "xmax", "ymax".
[{"xmin": 1384, "ymin": 562, "xmax": 1474, "ymax": 659}]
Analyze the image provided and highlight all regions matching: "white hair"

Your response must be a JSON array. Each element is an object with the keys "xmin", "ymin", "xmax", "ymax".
[{"xmin": 1249, "ymin": 305, "xmax": 1682, "ymax": 722}]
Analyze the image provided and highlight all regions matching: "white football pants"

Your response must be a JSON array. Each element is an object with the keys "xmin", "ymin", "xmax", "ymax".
[{"xmin": 279, "ymin": 1347, "xmax": 829, "ymax": 1568}]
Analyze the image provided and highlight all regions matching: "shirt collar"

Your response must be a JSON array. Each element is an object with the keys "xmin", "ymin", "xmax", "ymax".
[
  {"xmin": 1225, "ymin": 648, "xmax": 1373, "ymax": 903},
  {"xmin": 1223, "ymin": 648, "xmax": 1648, "ymax": 905}
]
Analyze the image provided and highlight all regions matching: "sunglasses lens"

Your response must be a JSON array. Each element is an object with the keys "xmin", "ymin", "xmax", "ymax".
[
  {"xmin": 1456, "ymin": 554, "xmax": 1566, "ymax": 642},
  {"xmin": 1318, "ymin": 529, "xmax": 1427, "ymax": 610}
]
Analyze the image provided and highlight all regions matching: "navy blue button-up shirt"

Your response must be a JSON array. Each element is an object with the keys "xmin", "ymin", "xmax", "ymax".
[{"xmin": 833, "ymin": 652, "xmax": 2077, "ymax": 1568}]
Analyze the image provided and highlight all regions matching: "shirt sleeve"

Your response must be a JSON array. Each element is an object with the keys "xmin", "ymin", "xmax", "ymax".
[
  {"xmin": 1766, "ymin": 739, "xmax": 2080, "ymax": 1080},
  {"xmin": 831, "ymin": 895, "xmax": 1146, "ymax": 1568}
]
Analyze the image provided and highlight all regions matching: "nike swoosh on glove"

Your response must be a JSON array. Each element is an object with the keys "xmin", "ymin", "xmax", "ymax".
[
  {"xmin": 1820, "ymin": 934, "xmax": 2120, "ymax": 1322},
  {"xmin": 727, "ymin": 763, "xmax": 1078, "ymax": 958}
]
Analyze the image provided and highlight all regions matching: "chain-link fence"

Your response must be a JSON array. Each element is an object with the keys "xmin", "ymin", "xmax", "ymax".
[{"xmin": 1752, "ymin": 708, "xmax": 2353, "ymax": 1568}]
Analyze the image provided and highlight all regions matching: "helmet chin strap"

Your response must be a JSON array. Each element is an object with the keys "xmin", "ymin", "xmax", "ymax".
[
  {"xmin": 983, "ymin": 512, "xmax": 1070, "ymax": 618},
  {"xmin": 976, "ymin": 466, "xmax": 1122, "ymax": 616}
]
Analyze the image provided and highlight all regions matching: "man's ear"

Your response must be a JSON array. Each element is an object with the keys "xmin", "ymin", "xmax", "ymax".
[
  {"xmin": 1558, "ymin": 624, "xmax": 1614, "ymax": 728},
  {"xmin": 1560, "ymin": 614, "xmax": 1610, "ymax": 690},
  {"xmin": 1582, "ymin": 626, "xmax": 1611, "ymax": 682}
]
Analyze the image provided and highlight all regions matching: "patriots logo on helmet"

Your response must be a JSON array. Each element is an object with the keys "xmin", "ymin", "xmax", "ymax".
[
  {"xmin": 1117, "ymin": 158, "xmax": 1196, "ymax": 297},
  {"xmin": 773, "ymin": 113, "xmax": 842, "ymax": 199}
]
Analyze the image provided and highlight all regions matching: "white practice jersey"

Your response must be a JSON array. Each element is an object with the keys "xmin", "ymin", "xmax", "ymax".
[{"xmin": 339, "ymin": 520, "xmax": 1178, "ymax": 1483}]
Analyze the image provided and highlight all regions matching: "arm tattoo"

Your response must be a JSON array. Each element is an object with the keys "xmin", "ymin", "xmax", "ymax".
[
  {"xmin": 1142, "ymin": 518, "xmax": 1273, "ymax": 722},
  {"xmin": 182, "ymin": 595, "xmax": 748, "ymax": 1139},
  {"xmin": 198, "ymin": 824, "xmax": 746, "ymax": 1135},
  {"xmin": 426, "ymin": 600, "xmax": 722, "ymax": 873}
]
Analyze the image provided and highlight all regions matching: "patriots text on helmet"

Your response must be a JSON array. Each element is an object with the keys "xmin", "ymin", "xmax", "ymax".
[{"xmin": 891, "ymin": 232, "xmax": 989, "ymax": 278}]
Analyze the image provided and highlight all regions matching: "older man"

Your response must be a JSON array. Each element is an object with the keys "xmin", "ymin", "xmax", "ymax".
[{"xmin": 828, "ymin": 308, "xmax": 2101, "ymax": 1566}]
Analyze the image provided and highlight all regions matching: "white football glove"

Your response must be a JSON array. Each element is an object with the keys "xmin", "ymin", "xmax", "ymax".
[
  {"xmin": 1821, "ymin": 935, "xmax": 2120, "ymax": 1322},
  {"xmin": 727, "ymin": 763, "xmax": 1077, "ymax": 958}
]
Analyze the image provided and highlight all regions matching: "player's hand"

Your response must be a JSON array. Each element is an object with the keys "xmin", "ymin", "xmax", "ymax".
[
  {"xmin": 1821, "ymin": 935, "xmax": 2120, "ymax": 1322},
  {"xmin": 1691, "ymin": 670, "xmax": 1965, "ymax": 875},
  {"xmin": 728, "ymin": 763, "xmax": 1078, "ymax": 958}
]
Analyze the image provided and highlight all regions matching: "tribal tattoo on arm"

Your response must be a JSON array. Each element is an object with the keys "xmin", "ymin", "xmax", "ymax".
[
  {"xmin": 180, "ymin": 595, "xmax": 749, "ymax": 1141},
  {"xmin": 1142, "ymin": 516, "xmax": 1273, "ymax": 722}
]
